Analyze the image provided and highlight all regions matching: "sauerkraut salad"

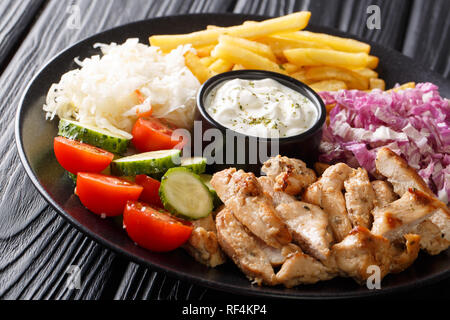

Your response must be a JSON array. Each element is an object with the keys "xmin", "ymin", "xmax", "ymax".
[{"xmin": 44, "ymin": 38, "xmax": 200, "ymax": 139}]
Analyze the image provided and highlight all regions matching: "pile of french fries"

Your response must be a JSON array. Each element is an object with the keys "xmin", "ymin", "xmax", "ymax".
[{"xmin": 149, "ymin": 11, "xmax": 389, "ymax": 93}]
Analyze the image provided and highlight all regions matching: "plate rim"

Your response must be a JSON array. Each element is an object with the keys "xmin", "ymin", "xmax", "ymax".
[{"xmin": 14, "ymin": 12, "xmax": 450, "ymax": 299}]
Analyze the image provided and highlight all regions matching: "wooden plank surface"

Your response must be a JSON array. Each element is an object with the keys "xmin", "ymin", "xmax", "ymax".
[
  {"xmin": 402, "ymin": 0, "xmax": 450, "ymax": 79},
  {"xmin": 1, "ymin": 0, "xmax": 449, "ymax": 300},
  {"xmin": 0, "ymin": 0, "xmax": 45, "ymax": 73}
]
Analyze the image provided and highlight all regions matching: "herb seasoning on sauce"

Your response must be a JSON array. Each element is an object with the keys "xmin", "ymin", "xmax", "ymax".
[{"xmin": 205, "ymin": 78, "xmax": 318, "ymax": 138}]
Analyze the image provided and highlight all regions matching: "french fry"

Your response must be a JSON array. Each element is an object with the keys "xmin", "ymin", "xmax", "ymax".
[
  {"xmin": 289, "ymin": 69, "xmax": 309, "ymax": 83},
  {"xmin": 281, "ymin": 62, "xmax": 298, "ymax": 74},
  {"xmin": 149, "ymin": 11, "xmax": 311, "ymax": 52},
  {"xmin": 150, "ymin": 29, "xmax": 221, "ymax": 52},
  {"xmin": 195, "ymin": 44, "xmax": 216, "ymax": 57},
  {"xmin": 387, "ymin": 82, "xmax": 415, "ymax": 92},
  {"xmin": 369, "ymin": 78, "xmax": 385, "ymax": 90},
  {"xmin": 353, "ymin": 68, "xmax": 378, "ymax": 79},
  {"xmin": 258, "ymin": 34, "xmax": 329, "ymax": 60},
  {"xmin": 209, "ymin": 58, "xmax": 234, "ymax": 73},
  {"xmin": 279, "ymin": 31, "xmax": 371, "ymax": 54},
  {"xmin": 184, "ymin": 51, "xmax": 213, "ymax": 84},
  {"xmin": 232, "ymin": 64, "xmax": 246, "ymax": 71},
  {"xmin": 367, "ymin": 55, "xmax": 379, "ymax": 69},
  {"xmin": 206, "ymin": 25, "xmax": 224, "ymax": 30},
  {"xmin": 305, "ymin": 66, "xmax": 369, "ymax": 90},
  {"xmin": 225, "ymin": 11, "xmax": 311, "ymax": 39},
  {"xmin": 326, "ymin": 103, "xmax": 336, "ymax": 113},
  {"xmin": 309, "ymin": 80, "xmax": 348, "ymax": 92},
  {"xmin": 211, "ymin": 42, "xmax": 287, "ymax": 74},
  {"xmin": 218, "ymin": 35, "xmax": 277, "ymax": 62},
  {"xmin": 200, "ymin": 56, "xmax": 216, "ymax": 67},
  {"xmin": 284, "ymin": 48, "xmax": 369, "ymax": 69}
]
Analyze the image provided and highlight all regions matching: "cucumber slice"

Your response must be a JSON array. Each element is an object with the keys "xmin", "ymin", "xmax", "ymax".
[
  {"xmin": 111, "ymin": 149, "xmax": 180, "ymax": 178},
  {"xmin": 199, "ymin": 174, "xmax": 223, "ymax": 209},
  {"xmin": 58, "ymin": 118, "xmax": 130, "ymax": 154},
  {"xmin": 160, "ymin": 167, "xmax": 213, "ymax": 220},
  {"xmin": 180, "ymin": 157, "xmax": 207, "ymax": 174}
]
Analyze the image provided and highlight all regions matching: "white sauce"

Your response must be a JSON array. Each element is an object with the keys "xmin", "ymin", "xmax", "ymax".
[{"xmin": 205, "ymin": 78, "xmax": 318, "ymax": 138}]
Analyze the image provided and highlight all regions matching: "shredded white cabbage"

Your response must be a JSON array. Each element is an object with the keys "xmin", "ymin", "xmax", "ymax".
[{"xmin": 43, "ymin": 38, "xmax": 200, "ymax": 139}]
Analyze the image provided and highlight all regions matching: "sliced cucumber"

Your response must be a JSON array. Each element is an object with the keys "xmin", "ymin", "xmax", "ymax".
[
  {"xmin": 160, "ymin": 167, "xmax": 213, "ymax": 220},
  {"xmin": 111, "ymin": 149, "xmax": 180, "ymax": 178},
  {"xmin": 199, "ymin": 173, "xmax": 223, "ymax": 209},
  {"xmin": 58, "ymin": 118, "xmax": 130, "ymax": 154},
  {"xmin": 180, "ymin": 157, "xmax": 207, "ymax": 174}
]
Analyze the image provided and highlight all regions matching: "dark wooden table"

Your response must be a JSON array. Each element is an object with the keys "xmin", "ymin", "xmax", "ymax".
[{"xmin": 1, "ymin": 0, "xmax": 449, "ymax": 300}]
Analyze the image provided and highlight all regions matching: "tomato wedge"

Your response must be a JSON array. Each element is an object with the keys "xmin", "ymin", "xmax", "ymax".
[
  {"xmin": 123, "ymin": 201, "xmax": 193, "ymax": 252},
  {"xmin": 131, "ymin": 117, "xmax": 184, "ymax": 152},
  {"xmin": 76, "ymin": 173, "xmax": 143, "ymax": 217},
  {"xmin": 135, "ymin": 175, "xmax": 163, "ymax": 208},
  {"xmin": 54, "ymin": 136, "xmax": 114, "ymax": 174}
]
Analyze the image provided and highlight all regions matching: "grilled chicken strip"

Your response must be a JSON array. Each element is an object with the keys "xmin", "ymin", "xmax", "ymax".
[
  {"xmin": 182, "ymin": 214, "xmax": 226, "ymax": 267},
  {"xmin": 344, "ymin": 168, "xmax": 375, "ymax": 229},
  {"xmin": 375, "ymin": 147, "xmax": 433, "ymax": 196},
  {"xmin": 260, "ymin": 242, "xmax": 301, "ymax": 267},
  {"xmin": 215, "ymin": 208, "xmax": 276, "ymax": 285},
  {"xmin": 303, "ymin": 163, "xmax": 354, "ymax": 242},
  {"xmin": 371, "ymin": 188, "xmax": 447, "ymax": 241},
  {"xmin": 371, "ymin": 180, "xmax": 398, "ymax": 208},
  {"xmin": 411, "ymin": 220, "xmax": 450, "ymax": 255},
  {"xmin": 331, "ymin": 226, "xmax": 392, "ymax": 284},
  {"xmin": 276, "ymin": 251, "xmax": 336, "ymax": 288},
  {"xmin": 258, "ymin": 176, "xmax": 296, "ymax": 207},
  {"xmin": 211, "ymin": 168, "xmax": 292, "ymax": 248},
  {"xmin": 389, "ymin": 234, "xmax": 421, "ymax": 273},
  {"xmin": 375, "ymin": 147, "xmax": 450, "ymax": 251},
  {"xmin": 276, "ymin": 202, "xmax": 333, "ymax": 261},
  {"xmin": 216, "ymin": 208, "xmax": 298, "ymax": 285},
  {"xmin": 261, "ymin": 155, "xmax": 317, "ymax": 196}
]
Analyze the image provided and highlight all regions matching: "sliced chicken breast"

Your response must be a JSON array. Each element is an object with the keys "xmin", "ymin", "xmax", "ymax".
[
  {"xmin": 276, "ymin": 251, "xmax": 336, "ymax": 288},
  {"xmin": 389, "ymin": 234, "xmax": 421, "ymax": 273},
  {"xmin": 371, "ymin": 180, "xmax": 398, "ymax": 208},
  {"xmin": 276, "ymin": 201, "xmax": 333, "ymax": 261},
  {"xmin": 303, "ymin": 163, "xmax": 354, "ymax": 242},
  {"xmin": 375, "ymin": 147, "xmax": 433, "ymax": 196},
  {"xmin": 371, "ymin": 188, "xmax": 446, "ymax": 241},
  {"xmin": 215, "ymin": 208, "xmax": 276, "ymax": 285},
  {"xmin": 183, "ymin": 214, "xmax": 226, "ymax": 267},
  {"xmin": 375, "ymin": 148, "xmax": 450, "ymax": 247},
  {"xmin": 211, "ymin": 168, "xmax": 292, "ymax": 248},
  {"xmin": 258, "ymin": 176, "xmax": 296, "ymax": 207},
  {"xmin": 411, "ymin": 220, "xmax": 450, "ymax": 255},
  {"xmin": 261, "ymin": 155, "xmax": 317, "ymax": 196},
  {"xmin": 344, "ymin": 168, "xmax": 375, "ymax": 229},
  {"xmin": 331, "ymin": 226, "xmax": 392, "ymax": 284}
]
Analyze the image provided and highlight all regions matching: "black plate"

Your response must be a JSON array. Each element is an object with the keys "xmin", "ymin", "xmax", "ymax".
[{"xmin": 15, "ymin": 13, "xmax": 450, "ymax": 299}]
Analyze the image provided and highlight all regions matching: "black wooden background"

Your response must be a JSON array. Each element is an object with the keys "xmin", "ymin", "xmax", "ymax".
[{"xmin": 1, "ymin": 0, "xmax": 449, "ymax": 300}]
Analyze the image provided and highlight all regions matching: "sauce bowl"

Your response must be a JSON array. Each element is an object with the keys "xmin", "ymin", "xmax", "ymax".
[{"xmin": 194, "ymin": 70, "xmax": 326, "ymax": 173}]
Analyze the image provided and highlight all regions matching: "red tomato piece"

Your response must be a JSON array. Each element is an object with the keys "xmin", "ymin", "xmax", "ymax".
[
  {"xmin": 131, "ymin": 117, "xmax": 184, "ymax": 152},
  {"xmin": 54, "ymin": 136, "xmax": 114, "ymax": 174},
  {"xmin": 123, "ymin": 201, "xmax": 193, "ymax": 252},
  {"xmin": 76, "ymin": 173, "xmax": 143, "ymax": 217},
  {"xmin": 135, "ymin": 175, "xmax": 163, "ymax": 208}
]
